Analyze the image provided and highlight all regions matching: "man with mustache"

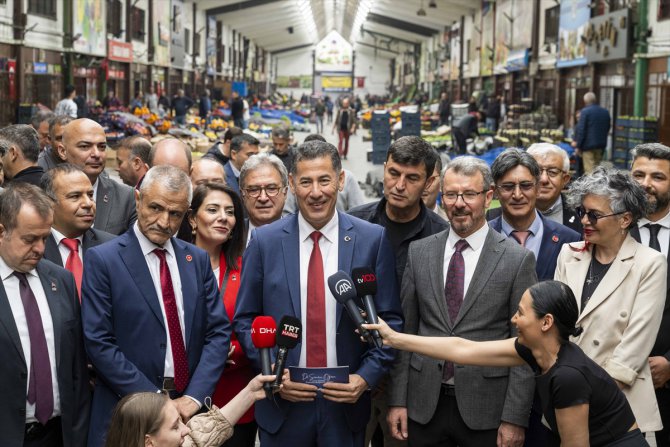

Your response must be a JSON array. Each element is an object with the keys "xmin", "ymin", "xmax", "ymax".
[
  {"xmin": 630, "ymin": 143, "xmax": 670, "ymax": 447},
  {"xmin": 41, "ymin": 164, "xmax": 115, "ymax": 298},
  {"xmin": 81, "ymin": 165, "xmax": 231, "ymax": 447}
]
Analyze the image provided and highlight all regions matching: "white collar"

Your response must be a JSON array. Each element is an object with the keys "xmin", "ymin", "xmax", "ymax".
[
  {"xmin": 639, "ymin": 207, "xmax": 670, "ymax": 229},
  {"xmin": 447, "ymin": 221, "xmax": 489, "ymax": 252},
  {"xmin": 298, "ymin": 210, "xmax": 339, "ymax": 244},
  {"xmin": 51, "ymin": 227, "xmax": 84, "ymax": 246},
  {"xmin": 0, "ymin": 254, "xmax": 38, "ymax": 281},
  {"xmin": 133, "ymin": 222, "xmax": 176, "ymax": 258}
]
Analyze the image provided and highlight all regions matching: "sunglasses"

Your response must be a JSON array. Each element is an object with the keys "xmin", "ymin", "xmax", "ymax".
[{"xmin": 575, "ymin": 206, "xmax": 625, "ymax": 225}]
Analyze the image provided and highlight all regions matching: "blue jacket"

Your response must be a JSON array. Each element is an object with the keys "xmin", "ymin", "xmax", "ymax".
[{"xmin": 575, "ymin": 104, "xmax": 611, "ymax": 151}]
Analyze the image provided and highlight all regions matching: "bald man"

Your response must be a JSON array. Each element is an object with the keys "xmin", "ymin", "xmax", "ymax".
[
  {"xmin": 190, "ymin": 157, "xmax": 225, "ymax": 189},
  {"xmin": 58, "ymin": 118, "xmax": 137, "ymax": 235},
  {"xmin": 149, "ymin": 138, "xmax": 192, "ymax": 174}
]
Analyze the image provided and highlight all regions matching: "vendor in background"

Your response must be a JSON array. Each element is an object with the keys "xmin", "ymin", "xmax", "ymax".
[
  {"xmin": 146, "ymin": 85, "xmax": 159, "ymax": 114},
  {"xmin": 172, "ymin": 89, "xmax": 194, "ymax": 126},
  {"xmin": 332, "ymin": 97, "xmax": 356, "ymax": 160},
  {"xmin": 102, "ymin": 90, "xmax": 121, "ymax": 109},
  {"xmin": 129, "ymin": 92, "xmax": 144, "ymax": 113},
  {"xmin": 200, "ymin": 89, "xmax": 212, "ymax": 124},
  {"xmin": 438, "ymin": 92, "xmax": 451, "ymax": 126}
]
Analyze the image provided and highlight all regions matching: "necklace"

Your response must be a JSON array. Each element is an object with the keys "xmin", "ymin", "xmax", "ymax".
[{"xmin": 583, "ymin": 252, "xmax": 613, "ymax": 308}]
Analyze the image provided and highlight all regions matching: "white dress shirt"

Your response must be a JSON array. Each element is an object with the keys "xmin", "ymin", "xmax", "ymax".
[
  {"xmin": 443, "ymin": 223, "xmax": 489, "ymax": 299},
  {"xmin": 298, "ymin": 211, "xmax": 339, "ymax": 368},
  {"xmin": 51, "ymin": 228, "xmax": 84, "ymax": 266},
  {"xmin": 638, "ymin": 209, "xmax": 670, "ymax": 257},
  {"xmin": 92, "ymin": 178, "xmax": 99, "ymax": 203},
  {"xmin": 133, "ymin": 223, "xmax": 186, "ymax": 378},
  {"xmin": 246, "ymin": 221, "xmax": 257, "ymax": 248},
  {"xmin": 0, "ymin": 257, "xmax": 61, "ymax": 422}
]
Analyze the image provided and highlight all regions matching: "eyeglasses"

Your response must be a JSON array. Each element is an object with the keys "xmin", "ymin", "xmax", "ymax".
[
  {"xmin": 575, "ymin": 206, "xmax": 625, "ymax": 225},
  {"xmin": 539, "ymin": 168, "xmax": 566, "ymax": 179},
  {"xmin": 496, "ymin": 181, "xmax": 537, "ymax": 194},
  {"xmin": 442, "ymin": 190, "xmax": 487, "ymax": 204},
  {"xmin": 242, "ymin": 185, "xmax": 285, "ymax": 198}
]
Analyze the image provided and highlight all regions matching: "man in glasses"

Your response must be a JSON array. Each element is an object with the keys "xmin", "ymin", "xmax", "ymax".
[
  {"xmin": 239, "ymin": 153, "xmax": 288, "ymax": 247},
  {"xmin": 388, "ymin": 156, "xmax": 535, "ymax": 447},
  {"xmin": 630, "ymin": 143, "xmax": 670, "ymax": 447},
  {"xmin": 488, "ymin": 148, "xmax": 580, "ymax": 281}
]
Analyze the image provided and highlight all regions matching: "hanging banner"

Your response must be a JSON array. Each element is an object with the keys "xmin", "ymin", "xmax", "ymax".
[
  {"xmin": 449, "ymin": 24, "xmax": 460, "ymax": 81},
  {"xmin": 322, "ymin": 75, "xmax": 353, "ymax": 92},
  {"xmin": 7, "ymin": 59, "xmax": 16, "ymax": 101},
  {"xmin": 73, "ymin": 0, "xmax": 106, "ymax": 56},
  {"xmin": 315, "ymin": 30, "xmax": 352, "ymax": 73},
  {"xmin": 153, "ymin": 0, "xmax": 170, "ymax": 66},
  {"xmin": 557, "ymin": 0, "xmax": 590, "ymax": 68},
  {"xmin": 480, "ymin": 1, "xmax": 495, "ymax": 76},
  {"xmin": 493, "ymin": 0, "xmax": 511, "ymax": 74},
  {"xmin": 206, "ymin": 16, "xmax": 217, "ymax": 75}
]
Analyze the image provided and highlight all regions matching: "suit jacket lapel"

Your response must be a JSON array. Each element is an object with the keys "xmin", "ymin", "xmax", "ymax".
[
  {"xmin": 536, "ymin": 215, "xmax": 561, "ymax": 280},
  {"xmin": 94, "ymin": 177, "xmax": 111, "ymax": 231},
  {"xmin": 337, "ymin": 213, "xmax": 356, "ymax": 326},
  {"xmin": 281, "ymin": 215, "xmax": 301, "ymax": 318},
  {"xmin": 44, "ymin": 234, "xmax": 63, "ymax": 267},
  {"xmin": 37, "ymin": 262, "xmax": 63, "ymax": 368},
  {"xmin": 0, "ymin": 279, "xmax": 24, "ymax": 362},
  {"xmin": 82, "ymin": 229, "xmax": 97, "ymax": 252},
  {"xmin": 173, "ymin": 241, "xmax": 196, "ymax": 345},
  {"xmin": 455, "ymin": 229, "xmax": 504, "ymax": 328},
  {"xmin": 428, "ymin": 230, "xmax": 451, "ymax": 327}
]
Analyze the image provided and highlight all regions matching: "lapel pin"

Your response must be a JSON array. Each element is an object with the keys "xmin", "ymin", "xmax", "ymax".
[
  {"xmin": 185, "ymin": 254, "xmax": 193, "ymax": 262},
  {"xmin": 569, "ymin": 216, "xmax": 575, "ymax": 223},
  {"xmin": 344, "ymin": 235, "xmax": 351, "ymax": 242},
  {"xmin": 103, "ymin": 194, "xmax": 109, "ymax": 203},
  {"xmin": 51, "ymin": 281, "xmax": 57, "ymax": 292},
  {"xmin": 552, "ymin": 235, "xmax": 559, "ymax": 243},
  {"xmin": 232, "ymin": 274, "xmax": 237, "ymax": 281}
]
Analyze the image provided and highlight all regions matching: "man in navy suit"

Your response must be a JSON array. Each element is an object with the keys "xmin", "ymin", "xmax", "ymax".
[
  {"xmin": 572, "ymin": 92, "xmax": 611, "ymax": 174},
  {"xmin": 234, "ymin": 141, "xmax": 404, "ymax": 447},
  {"xmin": 81, "ymin": 165, "xmax": 231, "ymax": 447},
  {"xmin": 224, "ymin": 134, "xmax": 259, "ymax": 194}
]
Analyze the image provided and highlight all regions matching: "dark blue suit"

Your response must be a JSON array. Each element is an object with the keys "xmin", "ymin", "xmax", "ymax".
[
  {"xmin": 234, "ymin": 212, "xmax": 403, "ymax": 446},
  {"xmin": 489, "ymin": 213, "xmax": 581, "ymax": 280},
  {"xmin": 575, "ymin": 104, "xmax": 611, "ymax": 151},
  {"xmin": 81, "ymin": 229, "xmax": 231, "ymax": 447},
  {"xmin": 224, "ymin": 162, "xmax": 240, "ymax": 194}
]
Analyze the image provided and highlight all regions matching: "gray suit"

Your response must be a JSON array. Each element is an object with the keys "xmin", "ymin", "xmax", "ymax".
[
  {"xmin": 389, "ymin": 227, "xmax": 536, "ymax": 430},
  {"xmin": 94, "ymin": 174, "xmax": 137, "ymax": 235},
  {"xmin": 43, "ymin": 228, "xmax": 116, "ymax": 267}
]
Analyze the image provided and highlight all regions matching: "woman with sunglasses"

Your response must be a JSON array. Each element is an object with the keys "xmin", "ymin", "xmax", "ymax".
[
  {"xmin": 188, "ymin": 182, "xmax": 257, "ymax": 447},
  {"xmin": 554, "ymin": 167, "xmax": 667, "ymax": 433}
]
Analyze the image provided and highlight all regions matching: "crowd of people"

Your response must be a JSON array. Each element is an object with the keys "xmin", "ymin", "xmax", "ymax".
[{"xmin": 0, "ymin": 92, "xmax": 669, "ymax": 447}]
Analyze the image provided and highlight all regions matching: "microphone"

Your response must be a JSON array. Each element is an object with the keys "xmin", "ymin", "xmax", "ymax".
[
  {"xmin": 327, "ymin": 271, "xmax": 372, "ymax": 343},
  {"xmin": 272, "ymin": 316, "xmax": 302, "ymax": 389},
  {"xmin": 251, "ymin": 316, "xmax": 277, "ymax": 399},
  {"xmin": 351, "ymin": 267, "xmax": 383, "ymax": 348}
]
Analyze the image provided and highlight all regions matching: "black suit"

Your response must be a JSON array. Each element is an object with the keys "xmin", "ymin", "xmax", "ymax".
[
  {"xmin": 485, "ymin": 194, "xmax": 583, "ymax": 235},
  {"xmin": 9, "ymin": 165, "xmax": 45, "ymax": 187},
  {"xmin": 43, "ymin": 229, "xmax": 116, "ymax": 267},
  {"xmin": 0, "ymin": 259, "xmax": 90, "ymax": 447},
  {"xmin": 94, "ymin": 175, "xmax": 137, "ymax": 236},
  {"xmin": 630, "ymin": 225, "xmax": 670, "ymax": 447}
]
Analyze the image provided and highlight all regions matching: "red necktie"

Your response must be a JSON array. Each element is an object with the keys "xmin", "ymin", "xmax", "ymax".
[
  {"xmin": 153, "ymin": 249, "xmax": 189, "ymax": 392},
  {"xmin": 443, "ymin": 239, "xmax": 469, "ymax": 381},
  {"xmin": 61, "ymin": 238, "xmax": 83, "ymax": 300},
  {"xmin": 306, "ymin": 231, "xmax": 327, "ymax": 367},
  {"xmin": 15, "ymin": 272, "xmax": 54, "ymax": 424},
  {"xmin": 511, "ymin": 230, "xmax": 531, "ymax": 247}
]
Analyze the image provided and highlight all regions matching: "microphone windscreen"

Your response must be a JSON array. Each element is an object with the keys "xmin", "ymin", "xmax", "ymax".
[
  {"xmin": 351, "ymin": 267, "xmax": 377, "ymax": 296},
  {"xmin": 276, "ymin": 316, "xmax": 302, "ymax": 349},
  {"xmin": 251, "ymin": 316, "xmax": 277, "ymax": 348},
  {"xmin": 327, "ymin": 271, "xmax": 358, "ymax": 304}
]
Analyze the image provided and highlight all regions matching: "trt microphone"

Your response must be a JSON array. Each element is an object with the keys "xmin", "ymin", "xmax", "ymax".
[
  {"xmin": 327, "ymin": 271, "xmax": 371, "ymax": 343},
  {"xmin": 272, "ymin": 316, "xmax": 302, "ymax": 389},
  {"xmin": 251, "ymin": 316, "xmax": 277, "ymax": 399},
  {"xmin": 352, "ymin": 267, "xmax": 383, "ymax": 348}
]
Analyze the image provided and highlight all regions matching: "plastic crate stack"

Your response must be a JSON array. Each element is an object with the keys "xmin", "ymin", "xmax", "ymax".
[
  {"xmin": 399, "ymin": 111, "xmax": 421, "ymax": 138},
  {"xmin": 613, "ymin": 116, "xmax": 658, "ymax": 169},
  {"xmin": 370, "ymin": 111, "xmax": 391, "ymax": 165}
]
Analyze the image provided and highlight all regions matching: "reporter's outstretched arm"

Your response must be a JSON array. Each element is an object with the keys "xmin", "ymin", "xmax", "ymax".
[{"xmin": 219, "ymin": 374, "xmax": 276, "ymax": 425}]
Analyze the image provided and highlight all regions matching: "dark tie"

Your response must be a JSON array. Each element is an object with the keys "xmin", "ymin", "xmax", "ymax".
[
  {"xmin": 510, "ymin": 230, "xmax": 531, "ymax": 247},
  {"xmin": 443, "ymin": 239, "xmax": 469, "ymax": 382},
  {"xmin": 306, "ymin": 231, "xmax": 327, "ymax": 367},
  {"xmin": 61, "ymin": 238, "xmax": 83, "ymax": 300},
  {"xmin": 153, "ymin": 249, "xmax": 189, "ymax": 393},
  {"xmin": 645, "ymin": 224, "xmax": 662, "ymax": 252},
  {"xmin": 15, "ymin": 272, "xmax": 54, "ymax": 425}
]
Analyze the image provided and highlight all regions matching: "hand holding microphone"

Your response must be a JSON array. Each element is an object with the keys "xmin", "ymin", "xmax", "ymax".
[
  {"xmin": 251, "ymin": 316, "xmax": 276, "ymax": 400},
  {"xmin": 272, "ymin": 316, "xmax": 302, "ymax": 389},
  {"xmin": 327, "ymin": 271, "xmax": 372, "ymax": 344},
  {"xmin": 352, "ymin": 267, "xmax": 383, "ymax": 348}
]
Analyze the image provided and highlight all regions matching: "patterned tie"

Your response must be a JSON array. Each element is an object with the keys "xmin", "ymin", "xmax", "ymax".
[
  {"xmin": 306, "ymin": 231, "xmax": 327, "ymax": 367},
  {"xmin": 645, "ymin": 224, "xmax": 662, "ymax": 252},
  {"xmin": 61, "ymin": 238, "xmax": 83, "ymax": 300},
  {"xmin": 443, "ymin": 239, "xmax": 469, "ymax": 382},
  {"xmin": 15, "ymin": 272, "xmax": 53, "ymax": 425},
  {"xmin": 153, "ymin": 249, "xmax": 189, "ymax": 392},
  {"xmin": 511, "ymin": 230, "xmax": 531, "ymax": 247}
]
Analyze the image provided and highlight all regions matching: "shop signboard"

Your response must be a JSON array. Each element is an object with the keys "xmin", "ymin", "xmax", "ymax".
[
  {"xmin": 206, "ymin": 16, "xmax": 217, "ymax": 76},
  {"xmin": 73, "ymin": 0, "xmax": 106, "ymax": 57},
  {"xmin": 33, "ymin": 62, "xmax": 47, "ymax": 74},
  {"xmin": 506, "ymin": 49, "xmax": 529, "ymax": 72},
  {"xmin": 153, "ymin": 0, "xmax": 171, "ymax": 66},
  {"xmin": 315, "ymin": 30, "xmax": 352, "ymax": 73},
  {"xmin": 322, "ymin": 74, "xmax": 352, "ymax": 92},
  {"xmin": 584, "ymin": 9, "xmax": 630, "ymax": 63},
  {"xmin": 556, "ymin": 0, "xmax": 590, "ymax": 68},
  {"xmin": 108, "ymin": 40, "xmax": 133, "ymax": 63}
]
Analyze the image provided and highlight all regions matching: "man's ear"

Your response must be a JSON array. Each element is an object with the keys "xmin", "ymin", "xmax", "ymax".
[{"xmin": 56, "ymin": 142, "xmax": 68, "ymax": 162}]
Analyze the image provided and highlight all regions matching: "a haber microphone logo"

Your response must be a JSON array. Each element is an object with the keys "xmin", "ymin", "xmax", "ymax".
[
  {"xmin": 335, "ymin": 279, "xmax": 353, "ymax": 295},
  {"xmin": 356, "ymin": 273, "xmax": 376, "ymax": 284},
  {"xmin": 281, "ymin": 324, "xmax": 300, "ymax": 339},
  {"xmin": 251, "ymin": 327, "xmax": 276, "ymax": 334}
]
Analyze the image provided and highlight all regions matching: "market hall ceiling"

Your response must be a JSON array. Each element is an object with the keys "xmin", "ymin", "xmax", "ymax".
[{"xmin": 200, "ymin": 0, "xmax": 476, "ymax": 53}]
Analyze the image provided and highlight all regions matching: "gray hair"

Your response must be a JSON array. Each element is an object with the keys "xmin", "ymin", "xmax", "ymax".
[
  {"xmin": 443, "ymin": 156, "xmax": 493, "ymax": 190},
  {"xmin": 31, "ymin": 111, "xmax": 54, "ymax": 129},
  {"xmin": 118, "ymin": 135, "xmax": 152, "ymax": 164},
  {"xmin": 291, "ymin": 140, "xmax": 341, "ymax": 175},
  {"xmin": 632, "ymin": 143, "xmax": 670, "ymax": 163},
  {"xmin": 491, "ymin": 148, "xmax": 541, "ymax": 183},
  {"xmin": 140, "ymin": 165, "xmax": 193, "ymax": 203},
  {"xmin": 48, "ymin": 115, "xmax": 75, "ymax": 140},
  {"xmin": 566, "ymin": 167, "xmax": 649, "ymax": 224},
  {"xmin": 271, "ymin": 126, "xmax": 290, "ymax": 139},
  {"xmin": 40, "ymin": 163, "xmax": 86, "ymax": 200},
  {"xmin": 584, "ymin": 92, "xmax": 597, "ymax": 105},
  {"xmin": 527, "ymin": 143, "xmax": 570, "ymax": 172},
  {"xmin": 240, "ymin": 153, "xmax": 288, "ymax": 188},
  {"xmin": 0, "ymin": 124, "xmax": 40, "ymax": 163},
  {"xmin": 0, "ymin": 183, "xmax": 53, "ymax": 233}
]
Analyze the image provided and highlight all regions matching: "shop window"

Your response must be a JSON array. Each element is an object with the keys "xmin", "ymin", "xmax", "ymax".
[
  {"xmin": 660, "ymin": 0, "xmax": 670, "ymax": 20},
  {"xmin": 131, "ymin": 7, "xmax": 146, "ymax": 41},
  {"xmin": 545, "ymin": 6, "xmax": 559, "ymax": 44},
  {"xmin": 28, "ymin": 0, "xmax": 56, "ymax": 18},
  {"xmin": 106, "ymin": 0, "xmax": 122, "ymax": 38}
]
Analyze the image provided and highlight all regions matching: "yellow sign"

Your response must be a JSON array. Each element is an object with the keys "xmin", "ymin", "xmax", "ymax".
[{"xmin": 322, "ymin": 76, "xmax": 352, "ymax": 90}]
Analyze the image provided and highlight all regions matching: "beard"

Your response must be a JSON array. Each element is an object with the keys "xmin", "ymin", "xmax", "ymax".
[{"xmin": 648, "ymin": 189, "xmax": 670, "ymax": 214}]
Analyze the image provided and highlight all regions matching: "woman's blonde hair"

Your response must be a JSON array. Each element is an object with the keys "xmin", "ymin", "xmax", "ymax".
[{"xmin": 104, "ymin": 392, "xmax": 169, "ymax": 447}]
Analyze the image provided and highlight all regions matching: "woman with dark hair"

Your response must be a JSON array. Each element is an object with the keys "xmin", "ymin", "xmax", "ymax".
[
  {"xmin": 104, "ymin": 374, "xmax": 275, "ymax": 447},
  {"xmin": 188, "ymin": 182, "xmax": 257, "ymax": 447},
  {"xmin": 365, "ymin": 281, "xmax": 648, "ymax": 446},
  {"xmin": 555, "ymin": 167, "xmax": 667, "ymax": 433}
]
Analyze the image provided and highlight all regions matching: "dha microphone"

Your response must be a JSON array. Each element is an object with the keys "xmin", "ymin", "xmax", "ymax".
[
  {"xmin": 272, "ymin": 316, "xmax": 302, "ymax": 389},
  {"xmin": 352, "ymin": 267, "xmax": 383, "ymax": 349},
  {"xmin": 251, "ymin": 316, "xmax": 277, "ymax": 399},
  {"xmin": 327, "ymin": 271, "xmax": 372, "ymax": 343}
]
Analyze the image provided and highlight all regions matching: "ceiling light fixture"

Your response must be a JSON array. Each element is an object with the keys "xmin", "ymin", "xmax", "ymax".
[
  {"xmin": 417, "ymin": 0, "xmax": 426, "ymax": 16},
  {"xmin": 429, "ymin": 0, "xmax": 437, "ymax": 8}
]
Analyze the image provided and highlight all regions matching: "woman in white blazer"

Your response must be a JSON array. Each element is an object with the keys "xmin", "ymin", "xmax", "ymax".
[{"xmin": 555, "ymin": 167, "xmax": 667, "ymax": 433}]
